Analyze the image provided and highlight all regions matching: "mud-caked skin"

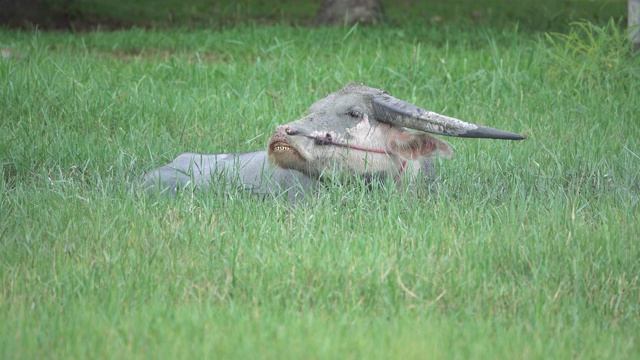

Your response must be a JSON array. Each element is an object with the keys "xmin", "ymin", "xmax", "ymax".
[{"xmin": 140, "ymin": 83, "xmax": 525, "ymax": 201}]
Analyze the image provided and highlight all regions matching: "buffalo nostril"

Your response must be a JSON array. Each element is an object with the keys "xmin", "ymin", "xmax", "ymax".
[{"xmin": 285, "ymin": 127, "xmax": 298, "ymax": 135}]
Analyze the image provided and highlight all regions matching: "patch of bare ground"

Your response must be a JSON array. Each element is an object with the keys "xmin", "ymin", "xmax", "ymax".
[
  {"xmin": 101, "ymin": 48, "xmax": 225, "ymax": 63},
  {"xmin": 34, "ymin": 46, "xmax": 225, "ymax": 63}
]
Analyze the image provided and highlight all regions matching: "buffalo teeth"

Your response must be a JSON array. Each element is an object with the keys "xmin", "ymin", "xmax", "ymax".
[{"xmin": 274, "ymin": 143, "xmax": 294, "ymax": 152}]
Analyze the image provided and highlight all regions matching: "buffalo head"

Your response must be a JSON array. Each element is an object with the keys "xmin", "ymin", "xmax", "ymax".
[{"xmin": 268, "ymin": 83, "xmax": 525, "ymax": 180}]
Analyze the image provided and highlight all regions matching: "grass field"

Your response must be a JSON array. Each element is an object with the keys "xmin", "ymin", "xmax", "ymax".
[{"xmin": 1, "ymin": 0, "xmax": 639, "ymax": 358}]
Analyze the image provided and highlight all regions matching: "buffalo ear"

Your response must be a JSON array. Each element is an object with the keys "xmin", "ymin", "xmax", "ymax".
[{"xmin": 388, "ymin": 132, "xmax": 453, "ymax": 160}]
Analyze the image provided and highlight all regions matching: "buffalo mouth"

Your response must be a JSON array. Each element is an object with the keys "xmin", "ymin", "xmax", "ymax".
[
  {"xmin": 268, "ymin": 140, "xmax": 306, "ymax": 170},
  {"xmin": 270, "ymin": 141, "xmax": 298, "ymax": 154}
]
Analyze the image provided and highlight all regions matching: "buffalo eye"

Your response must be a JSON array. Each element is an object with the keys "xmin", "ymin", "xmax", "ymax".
[{"xmin": 347, "ymin": 110, "xmax": 362, "ymax": 119}]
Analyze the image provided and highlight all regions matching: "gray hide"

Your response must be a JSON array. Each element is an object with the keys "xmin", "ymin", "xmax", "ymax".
[
  {"xmin": 140, "ymin": 151, "xmax": 318, "ymax": 203},
  {"xmin": 140, "ymin": 83, "xmax": 525, "ymax": 201}
]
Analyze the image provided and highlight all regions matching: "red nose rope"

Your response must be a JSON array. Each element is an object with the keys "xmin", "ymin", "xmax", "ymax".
[{"xmin": 313, "ymin": 133, "xmax": 408, "ymax": 175}]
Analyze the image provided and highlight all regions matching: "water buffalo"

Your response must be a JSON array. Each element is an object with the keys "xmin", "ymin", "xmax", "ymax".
[{"xmin": 141, "ymin": 83, "xmax": 525, "ymax": 202}]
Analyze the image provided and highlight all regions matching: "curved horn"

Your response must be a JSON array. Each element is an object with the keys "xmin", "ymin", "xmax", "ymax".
[{"xmin": 371, "ymin": 93, "xmax": 526, "ymax": 140}]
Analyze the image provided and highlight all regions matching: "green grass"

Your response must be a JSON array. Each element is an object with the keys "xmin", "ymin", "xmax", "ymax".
[{"xmin": 1, "ymin": 4, "xmax": 640, "ymax": 359}]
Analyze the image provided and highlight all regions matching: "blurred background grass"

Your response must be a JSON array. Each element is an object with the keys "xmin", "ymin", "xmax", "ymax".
[{"xmin": 4, "ymin": 0, "xmax": 628, "ymax": 31}]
